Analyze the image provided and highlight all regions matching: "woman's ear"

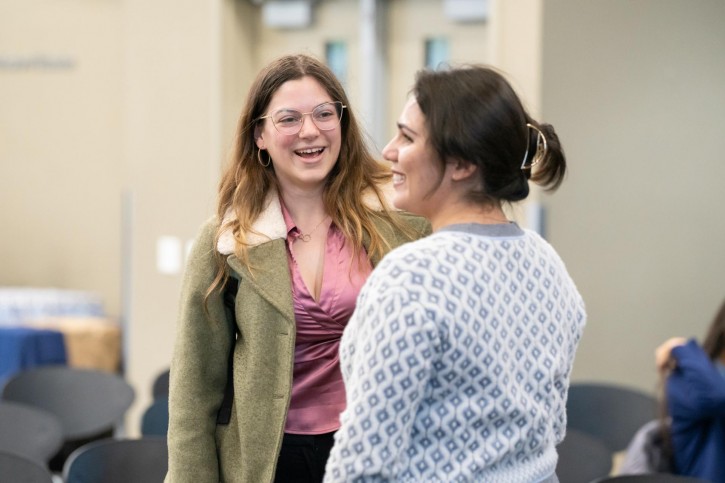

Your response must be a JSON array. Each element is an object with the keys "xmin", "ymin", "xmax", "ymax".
[
  {"xmin": 450, "ymin": 159, "xmax": 477, "ymax": 181},
  {"xmin": 254, "ymin": 125, "xmax": 266, "ymax": 150}
]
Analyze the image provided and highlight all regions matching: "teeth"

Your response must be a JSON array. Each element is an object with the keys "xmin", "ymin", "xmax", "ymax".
[
  {"xmin": 297, "ymin": 148, "xmax": 324, "ymax": 154},
  {"xmin": 392, "ymin": 173, "xmax": 405, "ymax": 183}
]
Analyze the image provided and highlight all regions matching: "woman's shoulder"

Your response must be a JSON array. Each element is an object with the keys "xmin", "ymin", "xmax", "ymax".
[
  {"xmin": 196, "ymin": 215, "xmax": 221, "ymax": 243},
  {"xmin": 397, "ymin": 211, "xmax": 431, "ymax": 236},
  {"xmin": 369, "ymin": 211, "xmax": 431, "ymax": 248},
  {"xmin": 375, "ymin": 230, "xmax": 444, "ymax": 268},
  {"xmin": 199, "ymin": 214, "xmax": 221, "ymax": 232},
  {"xmin": 185, "ymin": 215, "xmax": 222, "ymax": 260},
  {"xmin": 671, "ymin": 339, "xmax": 709, "ymax": 363}
]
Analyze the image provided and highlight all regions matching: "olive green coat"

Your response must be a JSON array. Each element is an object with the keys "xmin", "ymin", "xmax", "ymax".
[{"xmin": 165, "ymin": 194, "xmax": 429, "ymax": 483}]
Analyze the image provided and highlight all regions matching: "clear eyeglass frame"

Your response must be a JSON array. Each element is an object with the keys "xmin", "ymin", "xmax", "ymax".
[{"xmin": 259, "ymin": 101, "xmax": 346, "ymax": 135}]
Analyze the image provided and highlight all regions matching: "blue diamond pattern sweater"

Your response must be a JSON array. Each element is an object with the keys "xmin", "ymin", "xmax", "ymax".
[{"xmin": 325, "ymin": 223, "xmax": 586, "ymax": 482}]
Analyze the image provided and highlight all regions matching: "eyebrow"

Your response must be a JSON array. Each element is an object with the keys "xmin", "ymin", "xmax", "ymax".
[
  {"xmin": 271, "ymin": 107, "xmax": 302, "ymax": 115},
  {"xmin": 397, "ymin": 122, "xmax": 418, "ymax": 136},
  {"xmin": 272, "ymin": 101, "xmax": 334, "ymax": 113}
]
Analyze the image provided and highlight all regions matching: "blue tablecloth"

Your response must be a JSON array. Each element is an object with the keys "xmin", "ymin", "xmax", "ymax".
[{"xmin": 0, "ymin": 327, "xmax": 67, "ymax": 387}]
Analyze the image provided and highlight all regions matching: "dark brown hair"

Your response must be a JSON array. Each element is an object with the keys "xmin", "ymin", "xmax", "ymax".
[{"xmin": 413, "ymin": 65, "xmax": 566, "ymax": 206}]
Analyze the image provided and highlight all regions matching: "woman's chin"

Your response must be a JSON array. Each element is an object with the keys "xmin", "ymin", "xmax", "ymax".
[
  {"xmin": 391, "ymin": 195, "xmax": 407, "ymax": 212},
  {"xmin": 392, "ymin": 196, "xmax": 420, "ymax": 216}
]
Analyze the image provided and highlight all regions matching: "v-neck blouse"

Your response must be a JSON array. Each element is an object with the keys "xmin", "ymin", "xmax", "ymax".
[{"xmin": 281, "ymin": 202, "xmax": 372, "ymax": 434}]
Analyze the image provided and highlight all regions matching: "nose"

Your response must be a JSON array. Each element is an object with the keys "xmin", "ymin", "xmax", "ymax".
[
  {"xmin": 382, "ymin": 139, "xmax": 397, "ymax": 162},
  {"xmin": 298, "ymin": 113, "xmax": 320, "ymax": 138}
]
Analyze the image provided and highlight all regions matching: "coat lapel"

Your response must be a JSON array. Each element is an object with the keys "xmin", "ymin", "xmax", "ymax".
[{"xmin": 226, "ymin": 239, "xmax": 295, "ymax": 324}]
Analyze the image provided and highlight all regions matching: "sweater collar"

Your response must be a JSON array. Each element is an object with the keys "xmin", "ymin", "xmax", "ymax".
[{"xmin": 438, "ymin": 222, "xmax": 524, "ymax": 237}]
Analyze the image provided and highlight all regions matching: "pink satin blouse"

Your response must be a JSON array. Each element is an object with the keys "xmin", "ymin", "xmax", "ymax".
[{"xmin": 281, "ymin": 203, "xmax": 372, "ymax": 434}]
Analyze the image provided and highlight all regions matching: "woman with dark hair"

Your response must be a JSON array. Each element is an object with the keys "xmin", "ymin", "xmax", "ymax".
[
  {"xmin": 655, "ymin": 298, "xmax": 725, "ymax": 482},
  {"xmin": 165, "ymin": 54, "xmax": 428, "ymax": 483},
  {"xmin": 324, "ymin": 65, "xmax": 586, "ymax": 482}
]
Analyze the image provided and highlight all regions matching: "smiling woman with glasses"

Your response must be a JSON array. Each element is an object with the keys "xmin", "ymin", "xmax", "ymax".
[
  {"xmin": 165, "ymin": 54, "xmax": 430, "ymax": 483},
  {"xmin": 260, "ymin": 101, "xmax": 347, "ymax": 135}
]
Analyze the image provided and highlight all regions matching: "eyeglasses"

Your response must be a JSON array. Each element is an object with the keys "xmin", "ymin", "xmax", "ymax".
[{"xmin": 259, "ymin": 101, "xmax": 346, "ymax": 135}]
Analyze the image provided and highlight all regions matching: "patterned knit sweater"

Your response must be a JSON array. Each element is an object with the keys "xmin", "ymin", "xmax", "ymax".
[{"xmin": 324, "ymin": 223, "xmax": 586, "ymax": 482}]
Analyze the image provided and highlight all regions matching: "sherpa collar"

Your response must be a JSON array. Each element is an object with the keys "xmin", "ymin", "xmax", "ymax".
[
  {"xmin": 217, "ymin": 191, "xmax": 286, "ymax": 255},
  {"xmin": 216, "ymin": 185, "xmax": 392, "ymax": 256}
]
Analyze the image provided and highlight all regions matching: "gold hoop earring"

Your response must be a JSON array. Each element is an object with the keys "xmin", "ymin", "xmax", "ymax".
[
  {"xmin": 521, "ymin": 123, "xmax": 548, "ymax": 170},
  {"xmin": 257, "ymin": 148, "xmax": 271, "ymax": 168}
]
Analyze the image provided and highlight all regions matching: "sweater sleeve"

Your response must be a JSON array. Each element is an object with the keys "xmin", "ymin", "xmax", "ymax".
[
  {"xmin": 667, "ymin": 339, "xmax": 725, "ymax": 422},
  {"xmin": 325, "ymin": 252, "xmax": 440, "ymax": 482}
]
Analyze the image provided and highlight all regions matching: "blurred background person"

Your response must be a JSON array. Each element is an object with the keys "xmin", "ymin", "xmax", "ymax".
[{"xmin": 655, "ymin": 298, "xmax": 725, "ymax": 482}]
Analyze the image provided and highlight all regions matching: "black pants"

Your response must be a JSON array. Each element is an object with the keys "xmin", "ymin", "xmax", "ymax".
[{"xmin": 274, "ymin": 431, "xmax": 335, "ymax": 483}]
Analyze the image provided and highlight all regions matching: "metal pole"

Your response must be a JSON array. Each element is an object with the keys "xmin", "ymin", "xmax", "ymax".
[{"xmin": 359, "ymin": 0, "xmax": 387, "ymax": 152}]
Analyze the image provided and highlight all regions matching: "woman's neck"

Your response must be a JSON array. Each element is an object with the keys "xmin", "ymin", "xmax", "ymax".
[
  {"xmin": 279, "ymin": 189, "xmax": 327, "ymax": 228},
  {"xmin": 430, "ymin": 202, "xmax": 509, "ymax": 232}
]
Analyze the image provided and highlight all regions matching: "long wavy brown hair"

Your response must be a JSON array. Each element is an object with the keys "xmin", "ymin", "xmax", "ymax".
[{"xmin": 207, "ymin": 54, "xmax": 412, "ymax": 301}]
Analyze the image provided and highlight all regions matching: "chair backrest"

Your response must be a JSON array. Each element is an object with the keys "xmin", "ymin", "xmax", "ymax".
[
  {"xmin": 556, "ymin": 428, "xmax": 613, "ymax": 483},
  {"xmin": 0, "ymin": 451, "xmax": 54, "ymax": 483},
  {"xmin": 63, "ymin": 437, "xmax": 169, "ymax": 483},
  {"xmin": 593, "ymin": 474, "xmax": 710, "ymax": 482},
  {"xmin": 141, "ymin": 397, "xmax": 169, "ymax": 437},
  {"xmin": 0, "ymin": 401, "xmax": 63, "ymax": 465},
  {"xmin": 152, "ymin": 369, "xmax": 170, "ymax": 400},
  {"xmin": 566, "ymin": 382, "xmax": 657, "ymax": 452},
  {"xmin": 1, "ymin": 365, "xmax": 135, "ymax": 441},
  {"xmin": 2, "ymin": 365, "xmax": 135, "ymax": 471}
]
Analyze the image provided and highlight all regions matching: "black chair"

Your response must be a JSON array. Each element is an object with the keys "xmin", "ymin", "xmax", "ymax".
[
  {"xmin": 0, "ymin": 401, "xmax": 63, "ymax": 466},
  {"xmin": 141, "ymin": 397, "xmax": 169, "ymax": 436},
  {"xmin": 1, "ymin": 365, "xmax": 135, "ymax": 471},
  {"xmin": 592, "ymin": 474, "xmax": 710, "ymax": 482},
  {"xmin": 63, "ymin": 437, "xmax": 168, "ymax": 483},
  {"xmin": 556, "ymin": 428, "xmax": 613, "ymax": 483},
  {"xmin": 151, "ymin": 368, "xmax": 170, "ymax": 400},
  {"xmin": 0, "ymin": 451, "xmax": 54, "ymax": 483},
  {"xmin": 566, "ymin": 382, "xmax": 657, "ymax": 453}
]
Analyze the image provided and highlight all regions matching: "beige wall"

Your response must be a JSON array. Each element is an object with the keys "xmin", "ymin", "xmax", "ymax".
[
  {"xmin": 541, "ymin": 0, "xmax": 725, "ymax": 391},
  {"xmin": 0, "ymin": 0, "xmax": 124, "ymax": 316},
  {"xmin": 221, "ymin": 0, "xmax": 258, "ymax": 157}
]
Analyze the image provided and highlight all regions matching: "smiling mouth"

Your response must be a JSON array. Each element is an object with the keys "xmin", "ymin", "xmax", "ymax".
[
  {"xmin": 295, "ymin": 147, "xmax": 325, "ymax": 158},
  {"xmin": 392, "ymin": 173, "xmax": 406, "ymax": 185}
]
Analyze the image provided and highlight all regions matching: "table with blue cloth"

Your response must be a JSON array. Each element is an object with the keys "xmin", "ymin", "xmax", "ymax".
[
  {"xmin": 0, "ymin": 287, "xmax": 105, "ymax": 328},
  {"xmin": 0, "ymin": 327, "xmax": 67, "ymax": 387}
]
